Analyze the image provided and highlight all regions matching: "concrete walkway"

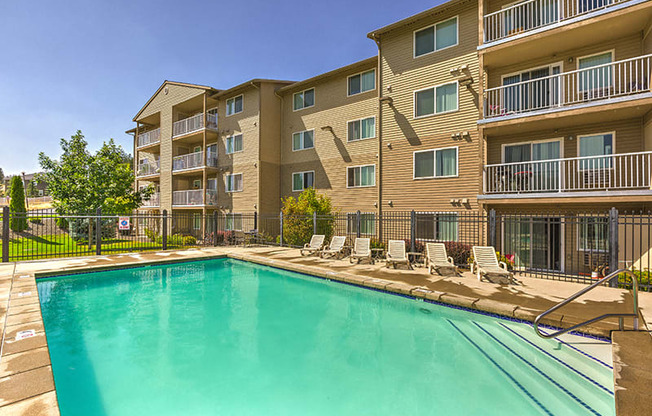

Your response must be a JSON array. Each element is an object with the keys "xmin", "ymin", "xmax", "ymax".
[{"xmin": 0, "ymin": 246, "xmax": 650, "ymax": 415}]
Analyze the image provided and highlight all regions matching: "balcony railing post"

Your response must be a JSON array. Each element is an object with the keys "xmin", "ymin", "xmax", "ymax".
[{"xmin": 162, "ymin": 210, "xmax": 168, "ymax": 250}]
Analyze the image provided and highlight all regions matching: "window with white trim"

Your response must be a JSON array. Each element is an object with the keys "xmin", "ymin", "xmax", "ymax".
[
  {"xmin": 293, "ymin": 88, "xmax": 315, "ymax": 111},
  {"xmin": 579, "ymin": 133, "xmax": 614, "ymax": 170},
  {"xmin": 578, "ymin": 217, "xmax": 609, "ymax": 251},
  {"xmin": 347, "ymin": 117, "xmax": 375, "ymax": 141},
  {"xmin": 226, "ymin": 173, "xmax": 243, "ymax": 192},
  {"xmin": 415, "ymin": 82, "xmax": 458, "ymax": 117},
  {"xmin": 226, "ymin": 95, "xmax": 243, "ymax": 116},
  {"xmin": 414, "ymin": 147, "xmax": 458, "ymax": 178},
  {"xmin": 415, "ymin": 213, "xmax": 458, "ymax": 241},
  {"xmin": 292, "ymin": 130, "xmax": 314, "ymax": 151},
  {"xmin": 347, "ymin": 213, "xmax": 376, "ymax": 235},
  {"xmin": 414, "ymin": 16, "xmax": 458, "ymax": 57},
  {"xmin": 226, "ymin": 213, "xmax": 243, "ymax": 231},
  {"xmin": 292, "ymin": 171, "xmax": 314, "ymax": 192},
  {"xmin": 226, "ymin": 134, "xmax": 243, "ymax": 154},
  {"xmin": 348, "ymin": 69, "xmax": 375, "ymax": 95},
  {"xmin": 347, "ymin": 165, "xmax": 375, "ymax": 187}
]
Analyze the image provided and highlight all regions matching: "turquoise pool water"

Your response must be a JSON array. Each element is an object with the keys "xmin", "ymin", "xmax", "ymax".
[{"xmin": 38, "ymin": 258, "xmax": 615, "ymax": 416}]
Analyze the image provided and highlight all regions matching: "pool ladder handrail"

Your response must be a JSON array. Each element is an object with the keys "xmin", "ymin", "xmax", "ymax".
[{"xmin": 534, "ymin": 269, "xmax": 639, "ymax": 339}]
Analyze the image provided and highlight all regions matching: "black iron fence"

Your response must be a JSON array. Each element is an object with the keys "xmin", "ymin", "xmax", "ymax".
[{"xmin": 2, "ymin": 207, "xmax": 650, "ymax": 291}]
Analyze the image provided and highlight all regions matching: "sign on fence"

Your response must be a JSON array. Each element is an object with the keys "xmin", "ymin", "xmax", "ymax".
[{"xmin": 118, "ymin": 217, "xmax": 130, "ymax": 231}]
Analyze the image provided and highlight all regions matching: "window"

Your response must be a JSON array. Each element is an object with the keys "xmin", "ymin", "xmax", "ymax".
[
  {"xmin": 226, "ymin": 95, "xmax": 243, "ymax": 116},
  {"xmin": 578, "ymin": 52, "xmax": 613, "ymax": 93},
  {"xmin": 414, "ymin": 147, "xmax": 458, "ymax": 179},
  {"xmin": 579, "ymin": 217, "xmax": 609, "ymax": 251},
  {"xmin": 226, "ymin": 173, "xmax": 243, "ymax": 192},
  {"xmin": 226, "ymin": 134, "xmax": 243, "ymax": 154},
  {"xmin": 292, "ymin": 130, "xmax": 314, "ymax": 151},
  {"xmin": 414, "ymin": 16, "xmax": 458, "ymax": 57},
  {"xmin": 293, "ymin": 88, "xmax": 315, "ymax": 111},
  {"xmin": 226, "ymin": 213, "xmax": 243, "ymax": 231},
  {"xmin": 193, "ymin": 145, "xmax": 202, "ymax": 153},
  {"xmin": 415, "ymin": 213, "xmax": 458, "ymax": 241},
  {"xmin": 348, "ymin": 69, "xmax": 375, "ymax": 95},
  {"xmin": 292, "ymin": 171, "xmax": 314, "ymax": 192},
  {"xmin": 347, "ymin": 213, "xmax": 376, "ymax": 235},
  {"xmin": 347, "ymin": 117, "xmax": 375, "ymax": 141},
  {"xmin": 579, "ymin": 133, "xmax": 614, "ymax": 170},
  {"xmin": 415, "ymin": 82, "xmax": 458, "ymax": 117},
  {"xmin": 193, "ymin": 213, "xmax": 202, "ymax": 230},
  {"xmin": 192, "ymin": 179, "xmax": 201, "ymax": 189},
  {"xmin": 347, "ymin": 165, "xmax": 375, "ymax": 187}
]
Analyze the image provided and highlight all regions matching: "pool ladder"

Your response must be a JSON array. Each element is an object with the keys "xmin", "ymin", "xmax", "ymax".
[{"xmin": 533, "ymin": 269, "xmax": 640, "ymax": 339}]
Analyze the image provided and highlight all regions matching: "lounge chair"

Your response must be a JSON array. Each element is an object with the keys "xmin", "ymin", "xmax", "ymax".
[
  {"xmin": 320, "ymin": 236, "xmax": 347, "ymax": 259},
  {"xmin": 425, "ymin": 243, "xmax": 457, "ymax": 276},
  {"xmin": 471, "ymin": 246, "xmax": 515, "ymax": 284},
  {"xmin": 350, "ymin": 238, "xmax": 373, "ymax": 264},
  {"xmin": 386, "ymin": 240, "xmax": 412, "ymax": 269},
  {"xmin": 300, "ymin": 235, "xmax": 325, "ymax": 256}
]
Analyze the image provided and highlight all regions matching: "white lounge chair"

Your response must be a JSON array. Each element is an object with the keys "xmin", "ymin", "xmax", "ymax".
[
  {"xmin": 350, "ymin": 238, "xmax": 373, "ymax": 264},
  {"xmin": 300, "ymin": 235, "xmax": 325, "ymax": 256},
  {"xmin": 425, "ymin": 243, "xmax": 457, "ymax": 276},
  {"xmin": 386, "ymin": 240, "xmax": 411, "ymax": 269},
  {"xmin": 320, "ymin": 236, "xmax": 347, "ymax": 259},
  {"xmin": 471, "ymin": 246, "xmax": 515, "ymax": 284}
]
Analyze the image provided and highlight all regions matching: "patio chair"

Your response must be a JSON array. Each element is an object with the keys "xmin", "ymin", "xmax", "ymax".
[
  {"xmin": 350, "ymin": 238, "xmax": 373, "ymax": 264},
  {"xmin": 425, "ymin": 243, "xmax": 457, "ymax": 276},
  {"xmin": 471, "ymin": 246, "xmax": 515, "ymax": 284},
  {"xmin": 300, "ymin": 235, "xmax": 325, "ymax": 256},
  {"xmin": 320, "ymin": 236, "xmax": 347, "ymax": 259},
  {"xmin": 386, "ymin": 240, "xmax": 412, "ymax": 269}
]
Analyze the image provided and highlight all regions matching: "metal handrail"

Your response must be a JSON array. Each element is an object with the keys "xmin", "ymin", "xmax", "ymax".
[{"xmin": 534, "ymin": 268, "xmax": 639, "ymax": 338}]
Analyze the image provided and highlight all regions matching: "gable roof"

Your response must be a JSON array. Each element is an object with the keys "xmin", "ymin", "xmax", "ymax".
[
  {"xmin": 132, "ymin": 80, "xmax": 219, "ymax": 121},
  {"xmin": 211, "ymin": 78, "xmax": 296, "ymax": 99}
]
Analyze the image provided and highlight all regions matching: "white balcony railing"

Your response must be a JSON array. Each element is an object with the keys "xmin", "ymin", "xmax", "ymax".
[
  {"xmin": 172, "ymin": 151, "xmax": 218, "ymax": 171},
  {"xmin": 484, "ymin": 0, "xmax": 632, "ymax": 43},
  {"xmin": 137, "ymin": 128, "xmax": 160, "ymax": 148},
  {"xmin": 172, "ymin": 189, "xmax": 218, "ymax": 206},
  {"xmin": 172, "ymin": 113, "xmax": 218, "ymax": 138},
  {"xmin": 484, "ymin": 55, "xmax": 651, "ymax": 119},
  {"xmin": 484, "ymin": 151, "xmax": 652, "ymax": 194},
  {"xmin": 137, "ymin": 159, "xmax": 160, "ymax": 176},
  {"xmin": 142, "ymin": 192, "xmax": 160, "ymax": 207}
]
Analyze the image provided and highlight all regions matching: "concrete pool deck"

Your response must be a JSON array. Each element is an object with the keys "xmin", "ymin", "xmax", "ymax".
[{"xmin": 0, "ymin": 246, "xmax": 650, "ymax": 415}]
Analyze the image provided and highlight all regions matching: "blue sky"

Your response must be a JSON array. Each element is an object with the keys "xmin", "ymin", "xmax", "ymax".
[{"xmin": 0, "ymin": 0, "xmax": 443, "ymax": 175}]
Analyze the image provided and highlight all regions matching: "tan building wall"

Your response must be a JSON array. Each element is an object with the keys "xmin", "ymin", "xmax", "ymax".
[
  {"xmin": 374, "ymin": 0, "xmax": 482, "ymax": 212},
  {"xmin": 279, "ymin": 58, "xmax": 379, "ymax": 213}
]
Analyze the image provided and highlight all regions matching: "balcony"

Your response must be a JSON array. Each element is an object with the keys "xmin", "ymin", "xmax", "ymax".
[
  {"xmin": 142, "ymin": 192, "xmax": 160, "ymax": 207},
  {"xmin": 137, "ymin": 128, "xmax": 160, "ymax": 148},
  {"xmin": 483, "ymin": 151, "xmax": 652, "ymax": 196},
  {"xmin": 483, "ymin": 55, "xmax": 651, "ymax": 120},
  {"xmin": 137, "ymin": 160, "xmax": 160, "ymax": 177},
  {"xmin": 172, "ymin": 189, "xmax": 218, "ymax": 206},
  {"xmin": 172, "ymin": 113, "xmax": 218, "ymax": 138},
  {"xmin": 172, "ymin": 151, "xmax": 218, "ymax": 172},
  {"xmin": 483, "ymin": 0, "xmax": 633, "ymax": 44}
]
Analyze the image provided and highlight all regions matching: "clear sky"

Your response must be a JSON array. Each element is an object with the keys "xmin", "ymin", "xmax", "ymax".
[{"xmin": 0, "ymin": 0, "xmax": 444, "ymax": 175}]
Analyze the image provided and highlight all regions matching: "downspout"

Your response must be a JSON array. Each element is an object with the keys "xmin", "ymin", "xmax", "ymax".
[
  {"xmin": 373, "ymin": 35, "xmax": 383, "ymax": 218},
  {"xmin": 250, "ymin": 81, "xmax": 261, "ymax": 214},
  {"xmin": 274, "ymin": 89, "xmax": 284, "ymax": 216}
]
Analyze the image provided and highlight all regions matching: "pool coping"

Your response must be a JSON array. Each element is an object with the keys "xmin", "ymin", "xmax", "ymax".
[{"xmin": 0, "ymin": 247, "xmax": 649, "ymax": 415}]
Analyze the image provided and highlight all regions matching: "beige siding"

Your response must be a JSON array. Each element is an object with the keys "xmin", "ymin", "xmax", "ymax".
[
  {"xmin": 279, "ymin": 60, "xmax": 379, "ymax": 213},
  {"xmin": 378, "ymin": 1, "xmax": 481, "ymax": 212}
]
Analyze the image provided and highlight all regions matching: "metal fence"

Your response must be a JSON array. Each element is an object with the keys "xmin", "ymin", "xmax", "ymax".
[{"xmin": 2, "ymin": 207, "xmax": 650, "ymax": 291}]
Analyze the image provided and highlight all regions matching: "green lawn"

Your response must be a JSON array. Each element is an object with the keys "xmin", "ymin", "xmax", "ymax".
[{"xmin": 0, "ymin": 234, "xmax": 166, "ymax": 261}]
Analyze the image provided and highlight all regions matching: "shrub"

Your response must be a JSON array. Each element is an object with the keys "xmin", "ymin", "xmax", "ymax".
[
  {"xmin": 9, "ymin": 176, "xmax": 28, "ymax": 232},
  {"xmin": 280, "ymin": 188, "xmax": 335, "ymax": 247},
  {"xmin": 443, "ymin": 242, "xmax": 472, "ymax": 266},
  {"xmin": 182, "ymin": 235, "xmax": 197, "ymax": 246},
  {"xmin": 402, "ymin": 239, "xmax": 425, "ymax": 253},
  {"xmin": 68, "ymin": 218, "xmax": 115, "ymax": 242},
  {"xmin": 144, "ymin": 228, "xmax": 158, "ymax": 243},
  {"xmin": 370, "ymin": 238, "xmax": 386, "ymax": 251},
  {"xmin": 29, "ymin": 217, "xmax": 43, "ymax": 224}
]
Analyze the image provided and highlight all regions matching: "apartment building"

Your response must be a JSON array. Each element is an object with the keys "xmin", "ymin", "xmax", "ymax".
[
  {"xmin": 131, "ymin": 79, "xmax": 291, "ymax": 234},
  {"xmin": 477, "ymin": 0, "xmax": 652, "ymax": 271},
  {"xmin": 277, "ymin": 57, "xmax": 379, "ymax": 214}
]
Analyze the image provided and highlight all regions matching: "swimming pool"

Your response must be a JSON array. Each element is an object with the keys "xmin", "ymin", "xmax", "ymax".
[{"xmin": 38, "ymin": 258, "xmax": 615, "ymax": 415}]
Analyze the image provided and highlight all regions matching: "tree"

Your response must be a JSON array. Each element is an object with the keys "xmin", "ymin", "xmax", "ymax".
[
  {"xmin": 280, "ymin": 188, "xmax": 336, "ymax": 246},
  {"xmin": 0, "ymin": 167, "xmax": 4, "ymax": 183},
  {"xmin": 9, "ymin": 176, "xmax": 28, "ymax": 232},
  {"xmin": 38, "ymin": 130, "xmax": 152, "ymax": 214},
  {"xmin": 26, "ymin": 180, "xmax": 38, "ymax": 197}
]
